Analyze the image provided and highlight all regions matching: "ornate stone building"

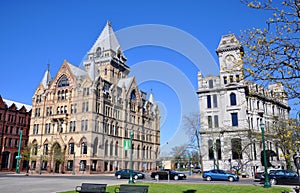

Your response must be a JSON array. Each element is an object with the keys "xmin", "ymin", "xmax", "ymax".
[
  {"xmin": 0, "ymin": 96, "xmax": 31, "ymax": 172},
  {"xmin": 29, "ymin": 22, "xmax": 160, "ymax": 174},
  {"xmin": 197, "ymin": 34, "xmax": 290, "ymax": 176}
]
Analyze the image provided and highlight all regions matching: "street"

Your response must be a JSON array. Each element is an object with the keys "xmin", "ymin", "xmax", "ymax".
[{"xmin": 0, "ymin": 172, "xmax": 263, "ymax": 193}]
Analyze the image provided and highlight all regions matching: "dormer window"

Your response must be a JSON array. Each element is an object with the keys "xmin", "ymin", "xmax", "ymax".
[{"xmin": 96, "ymin": 47, "xmax": 101, "ymax": 58}]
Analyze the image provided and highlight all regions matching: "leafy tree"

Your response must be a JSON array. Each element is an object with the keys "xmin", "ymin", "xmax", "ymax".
[
  {"xmin": 272, "ymin": 117, "xmax": 300, "ymax": 169},
  {"xmin": 239, "ymin": 0, "xmax": 300, "ymax": 99}
]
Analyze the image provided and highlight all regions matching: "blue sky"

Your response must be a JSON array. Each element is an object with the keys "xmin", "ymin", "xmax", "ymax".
[{"xmin": 1, "ymin": 0, "xmax": 295, "ymax": 152}]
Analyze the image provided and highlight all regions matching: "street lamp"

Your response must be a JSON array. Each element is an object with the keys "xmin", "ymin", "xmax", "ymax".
[
  {"xmin": 72, "ymin": 152, "xmax": 76, "ymax": 175},
  {"xmin": 260, "ymin": 121, "xmax": 271, "ymax": 188},
  {"xmin": 128, "ymin": 130, "xmax": 134, "ymax": 184},
  {"xmin": 15, "ymin": 130, "xmax": 23, "ymax": 174}
]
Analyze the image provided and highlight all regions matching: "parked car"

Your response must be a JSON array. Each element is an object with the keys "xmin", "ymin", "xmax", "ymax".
[
  {"xmin": 151, "ymin": 169, "xmax": 186, "ymax": 180},
  {"xmin": 192, "ymin": 166, "xmax": 202, "ymax": 174},
  {"xmin": 115, "ymin": 169, "xmax": 145, "ymax": 180},
  {"xmin": 261, "ymin": 170, "xmax": 299, "ymax": 185},
  {"xmin": 254, "ymin": 172, "xmax": 264, "ymax": 181},
  {"xmin": 202, "ymin": 169, "xmax": 239, "ymax": 182}
]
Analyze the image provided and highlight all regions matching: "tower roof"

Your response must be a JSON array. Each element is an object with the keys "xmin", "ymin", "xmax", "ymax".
[
  {"xmin": 216, "ymin": 34, "xmax": 243, "ymax": 54},
  {"xmin": 88, "ymin": 21, "xmax": 121, "ymax": 55},
  {"xmin": 149, "ymin": 90, "xmax": 155, "ymax": 104},
  {"xmin": 41, "ymin": 64, "xmax": 52, "ymax": 88}
]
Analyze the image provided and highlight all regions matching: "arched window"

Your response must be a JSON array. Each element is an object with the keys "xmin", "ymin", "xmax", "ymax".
[
  {"xmin": 230, "ymin": 93, "xmax": 237, "ymax": 106},
  {"xmin": 110, "ymin": 141, "xmax": 113, "ymax": 156},
  {"xmin": 32, "ymin": 143, "xmax": 38, "ymax": 155},
  {"xmin": 104, "ymin": 140, "xmax": 108, "ymax": 156},
  {"xmin": 115, "ymin": 141, "xmax": 118, "ymax": 156},
  {"xmin": 68, "ymin": 142, "xmax": 74, "ymax": 154},
  {"xmin": 57, "ymin": 75, "xmax": 69, "ymax": 87},
  {"xmin": 130, "ymin": 90, "xmax": 136, "ymax": 101},
  {"xmin": 57, "ymin": 90, "xmax": 61, "ymax": 100},
  {"xmin": 208, "ymin": 139, "xmax": 214, "ymax": 160},
  {"xmin": 130, "ymin": 90, "xmax": 136, "ymax": 111},
  {"xmin": 81, "ymin": 142, "xmax": 87, "ymax": 154},
  {"xmin": 61, "ymin": 90, "xmax": 65, "ymax": 100},
  {"xmin": 93, "ymin": 138, "xmax": 98, "ymax": 156},
  {"xmin": 231, "ymin": 138, "xmax": 242, "ymax": 159}
]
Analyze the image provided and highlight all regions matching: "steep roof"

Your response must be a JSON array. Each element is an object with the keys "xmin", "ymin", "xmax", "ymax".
[
  {"xmin": 3, "ymin": 98, "xmax": 32, "ymax": 111},
  {"xmin": 117, "ymin": 77, "xmax": 134, "ymax": 90},
  {"xmin": 41, "ymin": 65, "xmax": 52, "ymax": 88},
  {"xmin": 89, "ymin": 21, "xmax": 121, "ymax": 55},
  {"xmin": 67, "ymin": 61, "xmax": 87, "ymax": 78}
]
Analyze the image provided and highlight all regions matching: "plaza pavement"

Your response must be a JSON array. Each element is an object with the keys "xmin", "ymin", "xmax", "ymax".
[{"xmin": 0, "ymin": 172, "xmax": 126, "ymax": 193}]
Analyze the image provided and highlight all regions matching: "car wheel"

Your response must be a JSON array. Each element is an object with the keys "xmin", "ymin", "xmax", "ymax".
[
  {"xmin": 206, "ymin": 176, "xmax": 212, "ymax": 181},
  {"xmin": 228, "ymin": 176, "xmax": 234, "ymax": 182},
  {"xmin": 117, "ymin": 174, "xmax": 122, "ymax": 179},
  {"xmin": 174, "ymin": 175, "xmax": 179, "ymax": 180},
  {"xmin": 134, "ymin": 175, "xmax": 138, "ymax": 180},
  {"xmin": 270, "ymin": 178, "xmax": 277, "ymax": 185}
]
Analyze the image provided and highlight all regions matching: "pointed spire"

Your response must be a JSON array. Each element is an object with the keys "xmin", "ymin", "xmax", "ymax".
[
  {"xmin": 88, "ymin": 60, "xmax": 98, "ymax": 82},
  {"xmin": 88, "ymin": 21, "xmax": 122, "ymax": 56},
  {"xmin": 41, "ymin": 63, "xmax": 52, "ymax": 88},
  {"xmin": 149, "ymin": 89, "xmax": 155, "ymax": 104}
]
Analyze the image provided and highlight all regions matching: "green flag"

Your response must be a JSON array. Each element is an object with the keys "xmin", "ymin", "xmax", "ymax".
[{"xmin": 124, "ymin": 139, "xmax": 131, "ymax": 150}]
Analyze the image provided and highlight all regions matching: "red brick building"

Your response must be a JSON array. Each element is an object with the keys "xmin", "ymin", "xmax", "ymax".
[{"xmin": 0, "ymin": 96, "xmax": 31, "ymax": 172}]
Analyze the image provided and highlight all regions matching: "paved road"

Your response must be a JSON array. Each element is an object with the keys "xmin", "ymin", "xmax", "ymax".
[{"xmin": 0, "ymin": 172, "xmax": 277, "ymax": 193}]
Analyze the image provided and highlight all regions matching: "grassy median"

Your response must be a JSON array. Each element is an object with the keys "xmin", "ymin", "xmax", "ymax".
[{"xmin": 61, "ymin": 182, "xmax": 292, "ymax": 193}]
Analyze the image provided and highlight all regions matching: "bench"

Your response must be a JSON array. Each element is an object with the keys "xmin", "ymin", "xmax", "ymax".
[
  {"xmin": 75, "ymin": 183, "xmax": 107, "ymax": 193},
  {"xmin": 114, "ymin": 184, "xmax": 149, "ymax": 193}
]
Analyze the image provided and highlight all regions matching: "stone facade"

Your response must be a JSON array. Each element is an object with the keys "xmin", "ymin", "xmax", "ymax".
[
  {"xmin": 29, "ymin": 22, "xmax": 160, "ymax": 174},
  {"xmin": 0, "ymin": 96, "xmax": 31, "ymax": 172},
  {"xmin": 197, "ymin": 34, "xmax": 290, "ymax": 176}
]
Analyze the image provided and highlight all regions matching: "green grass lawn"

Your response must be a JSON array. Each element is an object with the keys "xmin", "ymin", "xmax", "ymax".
[{"xmin": 60, "ymin": 182, "xmax": 292, "ymax": 193}]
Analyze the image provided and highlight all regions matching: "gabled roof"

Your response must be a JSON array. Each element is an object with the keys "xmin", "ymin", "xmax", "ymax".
[
  {"xmin": 3, "ymin": 98, "xmax": 32, "ymax": 111},
  {"xmin": 117, "ymin": 77, "xmax": 134, "ymax": 90},
  {"xmin": 89, "ymin": 21, "xmax": 121, "ymax": 55},
  {"xmin": 67, "ymin": 61, "xmax": 87, "ymax": 78}
]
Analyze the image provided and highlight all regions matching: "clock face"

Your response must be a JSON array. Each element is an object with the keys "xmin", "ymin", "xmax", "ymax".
[{"xmin": 225, "ymin": 54, "xmax": 236, "ymax": 68}]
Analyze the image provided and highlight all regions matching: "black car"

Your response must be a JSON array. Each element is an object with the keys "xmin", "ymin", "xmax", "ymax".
[
  {"xmin": 261, "ymin": 170, "xmax": 299, "ymax": 185},
  {"xmin": 115, "ymin": 169, "xmax": 145, "ymax": 180},
  {"xmin": 254, "ymin": 172, "xmax": 264, "ymax": 181},
  {"xmin": 151, "ymin": 169, "xmax": 186, "ymax": 180}
]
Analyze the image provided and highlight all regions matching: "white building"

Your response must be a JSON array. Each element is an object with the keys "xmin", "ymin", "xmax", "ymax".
[{"xmin": 197, "ymin": 34, "xmax": 290, "ymax": 176}]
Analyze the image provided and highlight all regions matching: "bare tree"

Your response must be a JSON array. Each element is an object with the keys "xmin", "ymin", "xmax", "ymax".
[
  {"xmin": 183, "ymin": 113, "xmax": 203, "ymax": 171},
  {"xmin": 239, "ymin": 0, "xmax": 300, "ymax": 99}
]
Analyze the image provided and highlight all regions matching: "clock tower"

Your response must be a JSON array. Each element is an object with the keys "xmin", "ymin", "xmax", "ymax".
[{"xmin": 216, "ymin": 34, "xmax": 244, "ymax": 84}]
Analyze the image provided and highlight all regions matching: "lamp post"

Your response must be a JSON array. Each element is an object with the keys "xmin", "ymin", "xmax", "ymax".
[
  {"xmin": 72, "ymin": 152, "xmax": 76, "ymax": 175},
  {"xmin": 15, "ymin": 130, "xmax": 23, "ymax": 174},
  {"xmin": 128, "ymin": 130, "xmax": 134, "ymax": 184},
  {"xmin": 260, "ymin": 121, "xmax": 271, "ymax": 188}
]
